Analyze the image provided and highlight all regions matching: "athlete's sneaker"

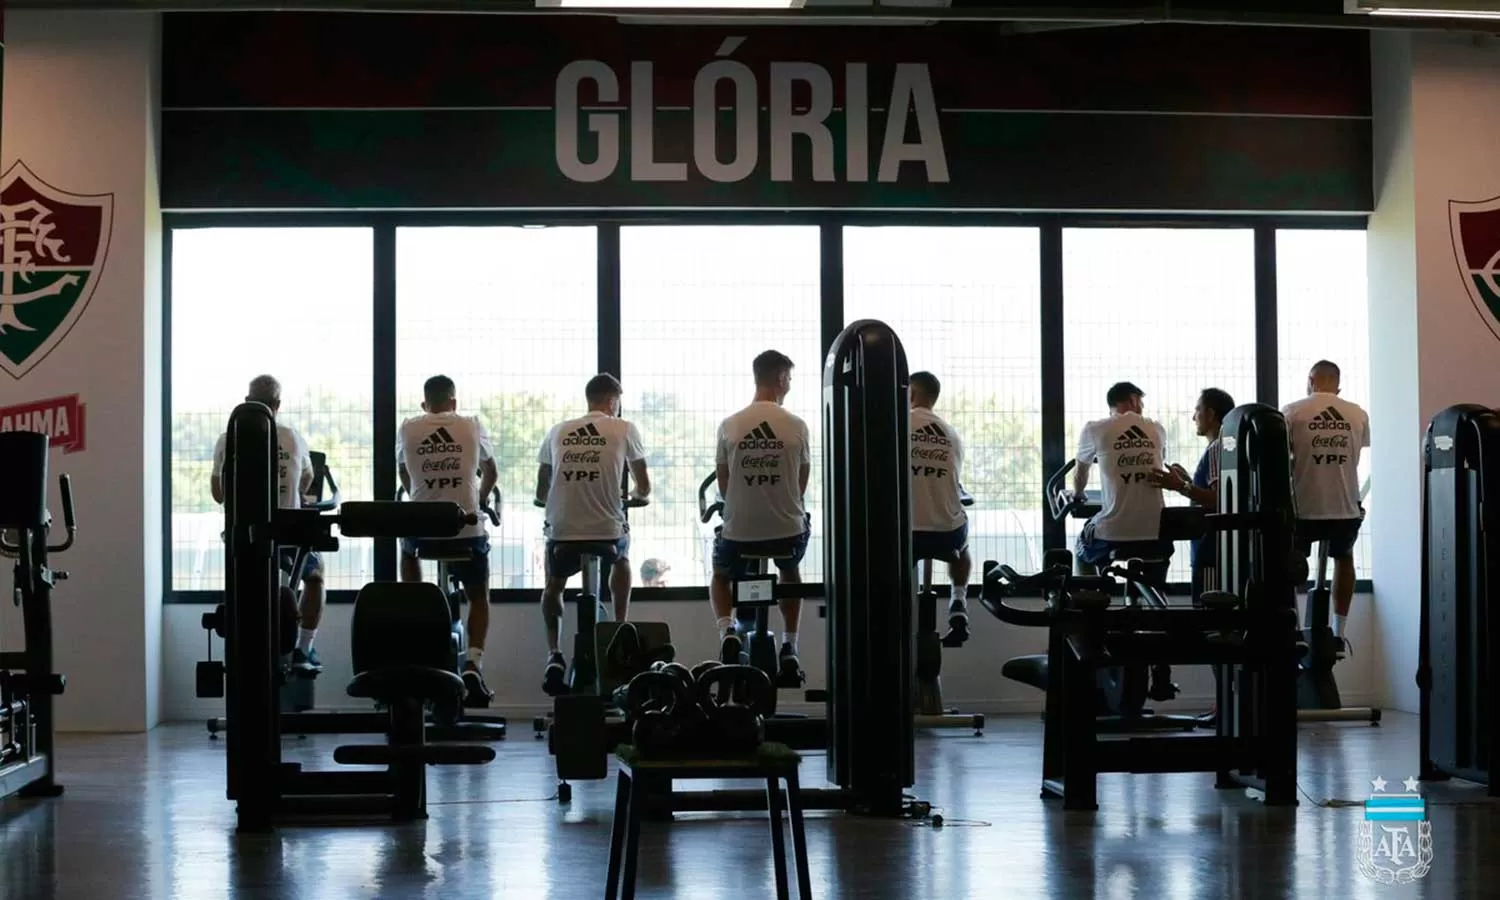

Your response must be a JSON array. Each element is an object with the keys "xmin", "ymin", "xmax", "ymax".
[
  {"xmin": 463, "ymin": 662, "xmax": 495, "ymax": 708},
  {"xmin": 542, "ymin": 651, "xmax": 568, "ymax": 697},
  {"xmin": 778, "ymin": 642, "xmax": 805, "ymax": 684},
  {"xmin": 942, "ymin": 602, "xmax": 971, "ymax": 648},
  {"xmin": 290, "ymin": 648, "xmax": 323, "ymax": 674},
  {"xmin": 719, "ymin": 633, "xmax": 743, "ymax": 666}
]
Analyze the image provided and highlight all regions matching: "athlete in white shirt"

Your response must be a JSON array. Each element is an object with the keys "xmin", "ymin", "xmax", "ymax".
[
  {"xmin": 1071, "ymin": 381, "xmax": 1173, "ymax": 578},
  {"xmin": 1281, "ymin": 360, "xmax": 1370, "ymax": 642},
  {"xmin": 396, "ymin": 374, "xmax": 499, "ymax": 705},
  {"xmin": 908, "ymin": 371, "xmax": 971, "ymax": 645},
  {"xmin": 535, "ymin": 373, "xmax": 651, "ymax": 696},
  {"xmin": 711, "ymin": 350, "xmax": 812, "ymax": 679},
  {"xmin": 210, "ymin": 375, "xmax": 325, "ymax": 673}
]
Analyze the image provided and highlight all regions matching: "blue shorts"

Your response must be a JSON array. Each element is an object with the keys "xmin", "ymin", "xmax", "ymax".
[
  {"xmin": 278, "ymin": 548, "xmax": 323, "ymax": 583},
  {"xmin": 1075, "ymin": 521, "xmax": 1174, "ymax": 568},
  {"xmin": 546, "ymin": 535, "xmax": 630, "ymax": 580},
  {"xmin": 402, "ymin": 536, "xmax": 491, "ymax": 588},
  {"xmin": 1294, "ymin": 517, "xmax": 1363, "ymax": 561},
  {"xmin": 913, "ymin": 524, "xmax": 969, "ymax": 563},
  {"xmin": 713, "ymin": 530, "xmax": 810, "ymax": 580}
]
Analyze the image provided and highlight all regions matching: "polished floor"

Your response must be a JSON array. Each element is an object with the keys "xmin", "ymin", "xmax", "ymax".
[{"xmin": 1, "ymin": 712, "xmax": 1494, "ymax": 899}]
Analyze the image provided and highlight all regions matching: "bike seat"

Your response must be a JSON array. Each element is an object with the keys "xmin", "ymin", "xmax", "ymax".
[
  {"xmin": 564, "ymin": 541, "xmax": 622, "ymax": 564},
  {"xmin": 415, "ymin": 538, "xmax": 477, "ymax": 562},
  {"xmin": 738, "ymin": 541, "xmax": 799, "ymax": 562}
]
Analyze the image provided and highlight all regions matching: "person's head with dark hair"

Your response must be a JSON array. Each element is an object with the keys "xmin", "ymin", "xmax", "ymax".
[
  {"xmin": 752, "ymin": 350, "xmax": 795, "ymax": 403},
  {"xmin": 1195, "ymin": 388, "xmax": 1235, "ymax": 438},
  {"xmin": 1106, "ymin": 381, "xmax": 1145, "ymax": 414},
  {"xmin": 246, "ymin": 374, "xmax": 282, "ymax": 414},
  {"xmin": 909, "ymin": 371, "xmax": 941, "ymax": 409},
  {"xmin": 1308, "ymin": 359, "xmax": 1342, "ymax": 396},
  {"xmin": 586, "ymin": 372, "xmax": 624, "ymax": 415},
  {"xmin": 423, "ymin": 374, "xmax": 457, "ymax": 413}
]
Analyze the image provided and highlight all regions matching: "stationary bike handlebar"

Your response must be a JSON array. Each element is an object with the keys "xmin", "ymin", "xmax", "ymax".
[
  {"xmin": 396, "ymin": 484, "xmax": 501, "ymax": 526},
  {"xmin": 1045, "ymin": 460, "xmax": 1100, "ymax": 521},
  {"xmin": 698, "ymin": 473, "xmax": 722, "ymax": 524},
  {"xmin": 0, "ymin": 474, "xmax": 77, "ymax": 557}
]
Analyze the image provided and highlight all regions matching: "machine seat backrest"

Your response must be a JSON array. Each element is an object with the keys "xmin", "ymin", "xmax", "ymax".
[{"xmin": 350, "ymin": 582, "xmax": 453, "ymax": 675}]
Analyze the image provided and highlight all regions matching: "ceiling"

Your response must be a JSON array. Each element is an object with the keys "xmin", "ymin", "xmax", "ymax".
[{"xmin": 2, "ymin": 0, "xmax": 1497, "ymax": 32}]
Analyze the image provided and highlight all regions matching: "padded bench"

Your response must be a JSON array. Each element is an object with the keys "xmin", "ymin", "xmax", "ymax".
[{"xmin": 606, "ymin": 743, "xmax": 811, "ymax": 900}]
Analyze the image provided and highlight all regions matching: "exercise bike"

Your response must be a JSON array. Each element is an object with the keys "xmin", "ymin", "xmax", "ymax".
[
  {"xmin": 396, "ymin": 484, "xmax": 502, "ymax": 707},
  {"xmin": 696, "ymin": 475, "xmax": 821, "ymax": 695},
  {"xmin": 0, "ymin": 431, "xmax": 75, "ymax": 803},
  {"xmin": 1000, "ymin": 461, "xmax": 1197, "ymax": 729},
  {"xmin": 914, "ymin": 487, "xmax": 985, "ymax": 735},
  {"xmin": 206, "ymin": 450, "xmax": 341, "ymax": 737},
  {"xmin": 1295, "ymin": 537, "xmax": 1381, "ymax": 724}
]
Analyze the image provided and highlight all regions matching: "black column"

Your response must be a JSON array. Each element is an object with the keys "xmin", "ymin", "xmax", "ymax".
[
  {"xmin": 1039, "ymin": 221, "xmax": 1066, "ymax": 553},
  {"xmin": 372, "ymin": 222, "xmax": 397, "ymax": 582},
  {"xmin": 1255, "ymin": 227, "xmax": 1279, "ymax": 408}
]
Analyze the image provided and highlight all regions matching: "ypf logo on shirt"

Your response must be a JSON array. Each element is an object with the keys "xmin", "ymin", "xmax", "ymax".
[
  {"xmin": 562, "ymin": 423, "xmax": 607, "ymax": 446},
  {"xmin": 738, "ymin": 422, "xmax": 785, "ymax": 451},
  {"xmin": 1113, "ymin": 425, "xmax": 1155, "ymax": 450},
  {"xmin": 1309, "ymin": 407, "xmax": 1353, "ymax": 431},
  {"xmin": 417, "ymin": 426, "xmax": 463, "ymax": 456}
]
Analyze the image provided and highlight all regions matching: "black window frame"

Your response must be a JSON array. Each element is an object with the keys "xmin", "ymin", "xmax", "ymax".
[{"xmin": 162, "ymin": 210, "xmax": 1370, "ymax": 604}]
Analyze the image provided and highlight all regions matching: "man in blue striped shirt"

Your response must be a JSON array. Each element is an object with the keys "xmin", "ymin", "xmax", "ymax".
[{"xmin": 1149, "ymin": 388, "xmax": 1235, "ymax": 599}]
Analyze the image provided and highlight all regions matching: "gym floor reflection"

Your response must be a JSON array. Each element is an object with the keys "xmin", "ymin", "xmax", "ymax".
[{"xmin": 1, "ymin": 712, "xmax": 1493, "ymax": 900}]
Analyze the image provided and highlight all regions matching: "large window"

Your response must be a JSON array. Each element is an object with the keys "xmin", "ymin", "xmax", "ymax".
[
  {"xmin": 843, "ymin": 227, "xmax": 1045, "ymax": 572},
  {"xmin": 620, "ymin": 227, "xmax": 823, "ymax": 588},
  {"xmin": 1276, "ymin": 229, "xmax": 1372, "ymax": 579},
  {"xmin": 169, "ymin": 228, "xmax": 374, "ymax": 591},
  {"xmin": 1062, "ymin": 228, "xmax": 1258, "ymax": 583},
  {"xmin": 395, "ymin": 226, "xmax": 598, "ymax": 590}
]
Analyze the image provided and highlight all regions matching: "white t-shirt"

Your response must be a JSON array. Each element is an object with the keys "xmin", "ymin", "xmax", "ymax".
[
  {"xmin": 716, "ymin": 401, "xmax": 812, "ymax": 542},
  {"xmin": 396, "ymin": 411, "xmax": 494, "ymax": 539},
  {"xmin": 213, "ymin": 423, "xmax": 312, "ymax": 510},
  {"xmin": 909, "ymin": 406, "xmax": 967, "ymax": 533},
  {"xmin": 538, "ymin": 411, "xmax": 647, "ymax": 542},
  {"xmin": 1076, "ymin": 412, "xmax": 1167, "ymax": 542},
  {"xmin": 1281, "ymin": 392, "xmax": 1370, "ymax": 521}
]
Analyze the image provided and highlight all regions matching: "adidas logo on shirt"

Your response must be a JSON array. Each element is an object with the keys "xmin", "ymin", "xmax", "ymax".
[
  {"xmin": 1308, "ymin": 407, "xmax": 1352, "ymax": 432},
  {"xmin": 912, "ymin": 423, "xmax": 951, "ymax": 446},
  {"xmin": 562, "ymin": 423, "xmax": 607, "ymax": 446},
  {"xmin": 416, "ymin": 426, "xmax": 462, "ymax": 456},
  {"xmin": 1112, "ymin": 424, "xmax": 1155, "ymax": 450},
  {"xmin": 737, "ymin": 422, "xmax": 785, "ymax": 450}
]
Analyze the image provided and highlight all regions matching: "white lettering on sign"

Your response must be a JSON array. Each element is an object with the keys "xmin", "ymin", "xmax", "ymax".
[{"xmin": 554, "ymin": 59, "xmax": 949, "ymax": 185}]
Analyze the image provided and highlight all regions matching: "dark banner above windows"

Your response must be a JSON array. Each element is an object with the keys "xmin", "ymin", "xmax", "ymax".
[{"xmin": 159, "ymin": 14, "xmax": 1372, "ymax": 214}]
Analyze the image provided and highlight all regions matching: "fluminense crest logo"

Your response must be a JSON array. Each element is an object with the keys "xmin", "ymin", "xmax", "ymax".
[
  {"xmin": 0, "ymin": 162, "xmax": 114, "ymax": 379},
  {"xmin": 1450, "ymin": 195, "xmax": 1500, "ymax": 340},
  {"xmin": 1356, "ymin": 775, "xmax": 1433, "ymax": 884}
]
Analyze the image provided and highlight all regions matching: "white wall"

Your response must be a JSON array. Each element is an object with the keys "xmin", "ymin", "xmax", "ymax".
[
  {"xmin": 1368, "ymin": 31, "xmax": 1500, "ymax": 712},
  {"xmin": 160, "ymin": 591, "xmax": 1381, "ymax": 722},
  {"xmin": 0, "ymin": 11, "xmax": 162, "ymax": 731}
]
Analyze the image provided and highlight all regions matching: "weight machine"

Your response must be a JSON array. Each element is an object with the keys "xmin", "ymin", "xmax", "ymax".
[{"xmin": 0, "ymin": 432, "xmax": 75, "ymax": 803}]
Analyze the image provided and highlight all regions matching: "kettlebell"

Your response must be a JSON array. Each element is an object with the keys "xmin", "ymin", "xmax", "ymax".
[
  {"xmin": 696, "ymin": 664, "xmax": 773, "ymax": 756},
  {"xmin": 624, "ymin": 669, "xmax": 697, "ymax": 758}
]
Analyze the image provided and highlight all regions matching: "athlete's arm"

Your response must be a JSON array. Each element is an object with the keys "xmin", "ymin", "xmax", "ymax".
[
  {"xmin": 1072, "ymin": 423, "xmax": 1096, "ymax": 497},
  {"xmin": 398, "ymin": 463, "xmax": 412, "ymax": 495},
  {"xmin": 628, "ymin": 459, "xmax": 651, "ymax": 500},
  {"xmin": 715, "ymin": 420, "xmax": 730, "ymax": 497},
  {"xmin": 478, "ymin": 458, "xmax": 498, "ymax": 509},
  {"xmin": 535, "ymin": 465, "xmax": 551, "ymax": 505},
  {"xmin": 210, "ymin": 434, "xmax": 226, "ymax": 506},
  {"xmin": 298, "ymin": 438, "xmax": 315, "ymax": 495},
  {"xmin": 535, "ymin": 428, "xmax": 555, "ymax": 504},
  {"xmin": 624, "ymin": 422, "xmax": 650, "ymax": 499},
  {"xmin": 797, "ymin": 419, "xmax": 812, "ymax": 497}
]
